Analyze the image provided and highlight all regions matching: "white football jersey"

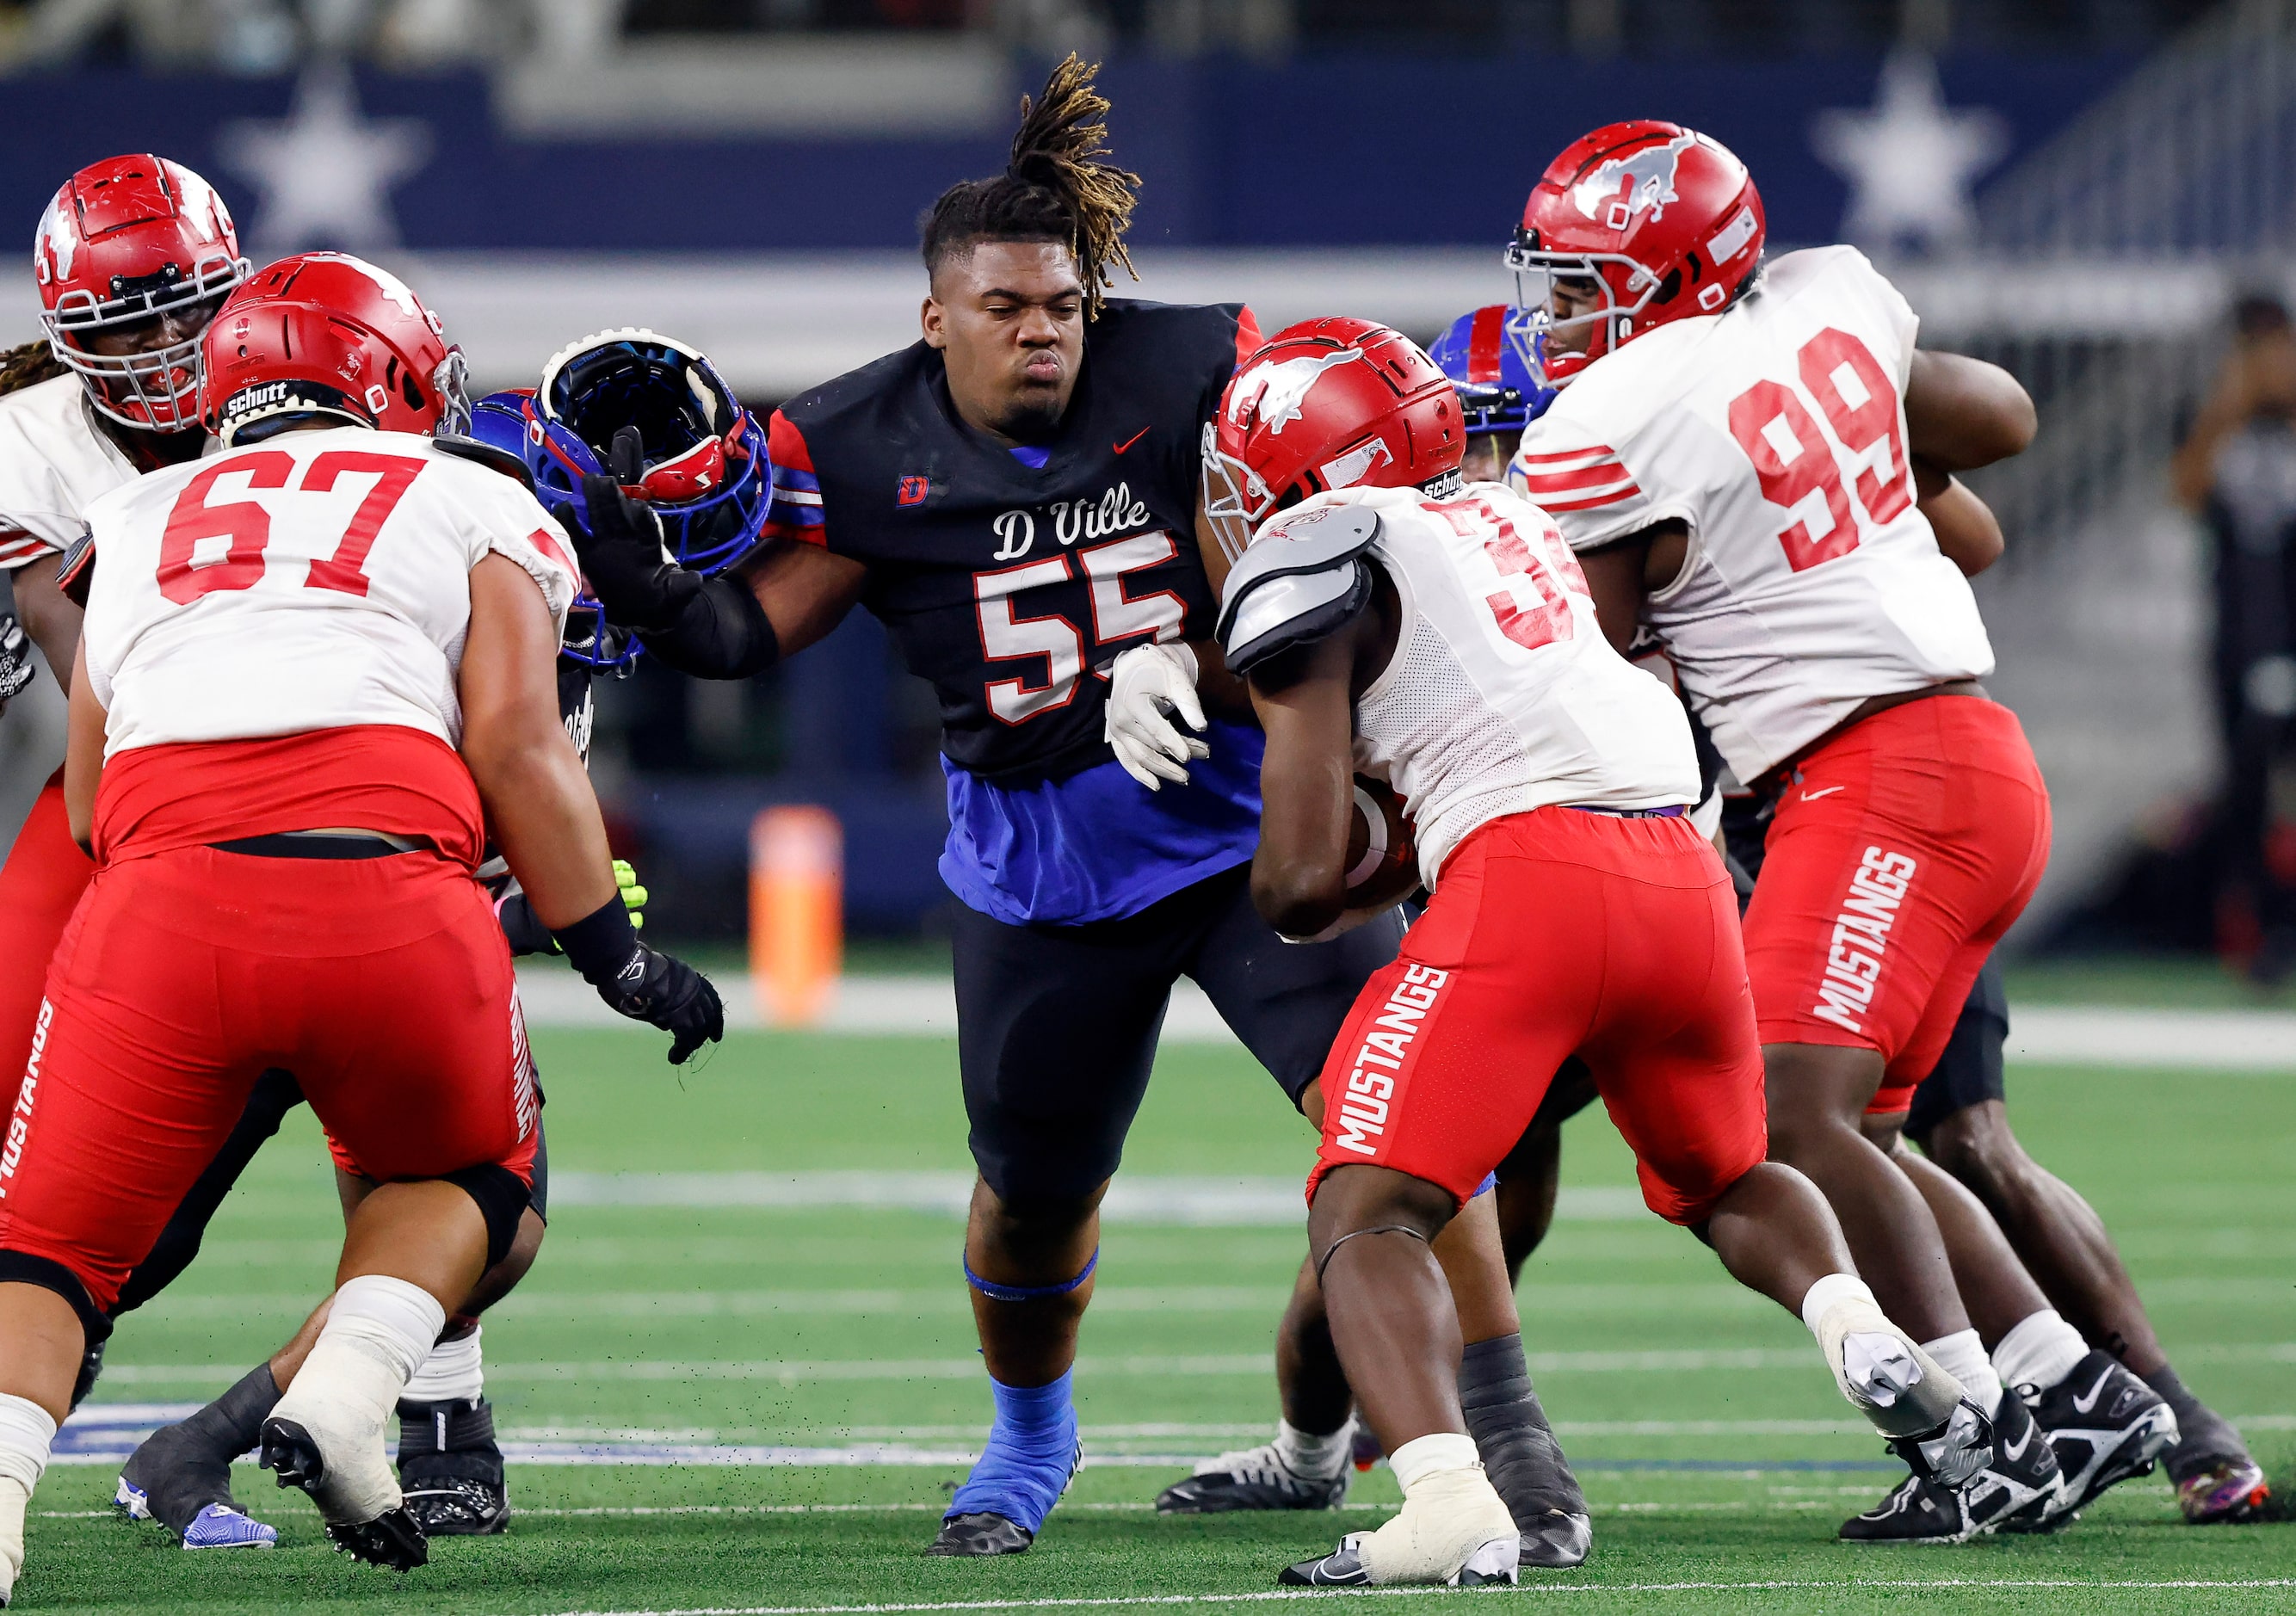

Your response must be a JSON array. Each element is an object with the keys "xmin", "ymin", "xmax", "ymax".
[
  {"xmin": 0, "ymin": 374, "xmax": 138, "ymax": 570},
  {"xmin": 82, "ymin": 427, "xmax": 578, "ymax": 761},
  {"xmin": 1297, "ymin": 483, "xmax": 1698, "ymax": 886},
  {"xmin": 1509, "ymin": 246, "xmax": 1995, "ymax": 781}
]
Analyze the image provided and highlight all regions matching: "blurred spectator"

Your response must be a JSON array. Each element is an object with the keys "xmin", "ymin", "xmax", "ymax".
[{"xmin": 2170, "ymin": 292, "xmax": 2296, "ymax": 978}]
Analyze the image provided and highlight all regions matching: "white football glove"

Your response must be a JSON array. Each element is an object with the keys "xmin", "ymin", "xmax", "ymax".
[{"xmin": 1104, "ymin": 641, "xmax": 1210, "ymax": 791}]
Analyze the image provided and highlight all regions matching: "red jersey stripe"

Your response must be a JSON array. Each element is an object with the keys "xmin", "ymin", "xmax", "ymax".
[
  {"xmin": 1522, "ymin": 462, "xmax": 1641, "ymax": 496},
  {"xmin": 1535, "ymin": 487, "xmax": 1639, "ymax": 513},
  {"xmin": 1517, "ymin": 444, "xmax": 1619, "ymax": 466}
]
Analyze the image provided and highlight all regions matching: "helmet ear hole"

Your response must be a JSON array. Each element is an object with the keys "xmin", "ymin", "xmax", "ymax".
[{"xmin": 401, "ymin": 372, "xmax": 424, "ymax": 410}]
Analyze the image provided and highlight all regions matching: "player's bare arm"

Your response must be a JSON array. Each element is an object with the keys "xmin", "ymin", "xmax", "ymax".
[
  {"xmin": 61, "ymin": 638, "xmax": 102, "ymax": 853},
  {"xmin": 1244, "ymin": 629, "xmax": 1361, "ymax": 939},
  {"xmin": 737, "ymin": 537, "xmax": 868, "ymax": 657},
  {"xmin": 1244, "ymin": 571, "xmax": 1401, "ymax": 939},
  {"xmin": 570, "ymin": 456, "xmax": 851, "ymax": 680},
  {"xmin": 1573, "ymin": 520, "xmax": 1688, "ymax": 657},
  {"xmin": 1915, "ymin": 460, "xmax": 2006, "ymax": 576},
  {"xmin": 1903, "ymin": 349, "xmax": 2035, "ymax": 472},
  {"xmin": 9, "ymin": 558, "xmax": 81, "ymax": 690},
  {"xmin": 456, "ymin": 554, "xmax": 619, "ymax": 928}
]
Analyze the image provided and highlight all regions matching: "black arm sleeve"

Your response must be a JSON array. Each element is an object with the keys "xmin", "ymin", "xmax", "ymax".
[{"xmin": 637, "ymin": 572, "xmax": 782, "ymax": 680}]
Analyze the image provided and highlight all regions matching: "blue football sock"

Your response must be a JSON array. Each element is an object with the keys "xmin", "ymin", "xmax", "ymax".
[{"xmin": 946, "ymin": 1371, "xmax": 1080, "ymax": 1531}]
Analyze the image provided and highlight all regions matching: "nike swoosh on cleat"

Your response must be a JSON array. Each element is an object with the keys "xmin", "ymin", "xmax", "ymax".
[
  {"xmin": 1800, "ymin": 785, "xmax": 1846, "ymax": 800},
  {"xmin": 2071, "ymin": 1367, "xmax": 2117, "ymax": 1414},
  {"xmin": 1114, "ymin": 428, "xmax": 1151, "ymax": 454},
  {"xmin": 1999, "ymin": 1421, "xmax": 2035, "ymax": 1463}
]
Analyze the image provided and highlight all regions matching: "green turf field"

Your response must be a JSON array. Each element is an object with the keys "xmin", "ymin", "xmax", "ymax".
[{"xmin": 35, "ymin": 1026, "xmax": 2295, "ymax": 1613}]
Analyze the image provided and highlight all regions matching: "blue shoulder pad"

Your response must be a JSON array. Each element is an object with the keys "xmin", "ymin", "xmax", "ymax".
[{"xmin": 1215, "ymin": 503, "xmax": 1380, "ymax": 676}]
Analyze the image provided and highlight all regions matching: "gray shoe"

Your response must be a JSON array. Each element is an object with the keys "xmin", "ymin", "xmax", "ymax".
[{"xmin": 1519, "ymin": 1508, "xmax": 1592, "ymax": 1568}]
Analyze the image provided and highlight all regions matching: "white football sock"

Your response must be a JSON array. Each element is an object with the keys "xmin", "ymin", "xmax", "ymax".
[
  {"xmin": 1275, "ymin": 1417, "xmax": 1352, "ymax": 1482},
  {"xmin": 272, "ymin": 1275, "xmax": 443, "ymax": 1523},
  {"xmin": 402, "ymin": 1324, "xmax": 484, "ymax": 1404},
  {"xmin": 0, "ymin": 1393, "xmax": 55, "ymax": 1602},
  {"xmin": 1358, "ymin": 1434, "xmax": 1515, "ymax": 1585},
  {"xmin": 1799, "ymin": 1274, "xmax": 1962, "ymax": 1437},
  {"xmin": 1991, "ymin": 1310, "xmax": 2089, "ymax": 1397},
  {"xmin": 1922, "ymin": 1328, "xmax": 2004, "ymax": 1419}
]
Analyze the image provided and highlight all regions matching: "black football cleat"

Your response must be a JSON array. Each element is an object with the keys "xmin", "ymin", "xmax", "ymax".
[
  {"xmin": 114, "ymin": 1416, "xmax": 238, "ymax": 1534},
  {"xmin": 1279, "ymin": 1536, "xmax": 1373, "ymax": 1587},
  {"xmin": 259, "ymin": 1416, "xmax": 428, "ymax": 1570},
  {"xmin": 924, "ymin": 1511, "xmax": 1034, "ymax": 1556},
  {"xmin": 1518, "ymin": 1508, "xmax": 1593, "ymax": 1569},
  {"xmin": 1156, "ymin": 1441, "xmax": 1349, "ymax": 1514},
  {"xmin": 2012, "ymin": 1351, "xmax": 2178, "ymax": 1522},
  {"xmin": 397, "ymin": 1397, "xmax": 509, "ymax": 1536},
  {"xmin": 1844, "ymin": 1394, "xmax": 2059, "ymax": 1545},
  {"xmin": 1278, "ymin": 1529, "xmax": 1518, "ymax": 1587}
]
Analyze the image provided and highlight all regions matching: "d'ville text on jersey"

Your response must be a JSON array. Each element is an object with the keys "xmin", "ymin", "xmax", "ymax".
[{"xmin": 990, "ymin": 484, "xmax": 1155, "ymax": 560}]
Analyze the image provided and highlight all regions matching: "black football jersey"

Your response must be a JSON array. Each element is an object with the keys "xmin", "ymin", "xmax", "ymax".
[{"xmin": 761, "ymin": 299, "xmax": 1255, "ymax": 783}]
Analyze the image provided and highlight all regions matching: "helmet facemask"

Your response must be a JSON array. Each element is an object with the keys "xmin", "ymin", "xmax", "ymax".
[
  {"xmin": 1201, "ymin": 418, "xmax": 1275, "ymax": 566},
  {"xmin": 1503, "ymin": 236, "xmax": 1685, "ymax": 388},
  {"xmin": 43, "ymin": 251, "xmax": 244, "ymax": 431}
]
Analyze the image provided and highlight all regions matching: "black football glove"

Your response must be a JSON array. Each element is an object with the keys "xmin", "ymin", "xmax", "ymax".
[
  {"xmin": 566, "ymin": 426, "xmax": 704, "ymax": 632},
  {"xmin": 596, "ymin": 942, "xmax": 725, "ymax": 1064},
  {"xmin": 0, "ymin": 611, "xmax": 33, "ymax": 710}
]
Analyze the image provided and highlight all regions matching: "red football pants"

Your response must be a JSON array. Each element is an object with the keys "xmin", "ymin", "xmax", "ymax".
[
  {"xmin": 0, "ymin": 845, "xmax": 537, "ymax": 1311},
  {"xmin": 1310, "ymin": 806, "xmax": 1768, "ymax": 1226},
  {"xmin": 0, "ymin": 774, "xmax": 95, "ymax": 1111},
  {"xmin": 1741, "ymin": 694, "xmax": 2050, "ymax": 1116}
]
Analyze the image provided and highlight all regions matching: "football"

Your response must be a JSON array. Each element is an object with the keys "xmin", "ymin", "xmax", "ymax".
[{"xmin": 1343, "ymin": 774, "xmax": 1421, "ymax": 912}]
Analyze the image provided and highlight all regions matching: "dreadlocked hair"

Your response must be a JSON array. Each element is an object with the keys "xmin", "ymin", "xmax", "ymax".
[
  {"xmin": 0, "ymin": 340, "xmax": 67, "ymax": 401},
  {"xmin": 920, "ymin": 53, "xmax": 1140, "ymax": 318}
]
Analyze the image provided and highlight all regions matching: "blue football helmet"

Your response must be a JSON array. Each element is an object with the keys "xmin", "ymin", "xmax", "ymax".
[
  {"xmin": 464, "ymin": 386, "xmax": 641, "ymax": 672},
  {"xmin": 1426, "ymin": 305, "xmax": 1556, "ymax": 435}
]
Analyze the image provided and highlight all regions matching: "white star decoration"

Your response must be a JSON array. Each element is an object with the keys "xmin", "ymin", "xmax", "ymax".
[
  {"xmin": 219, "ymin": 61, "xmax": 433, "ymax": 256},
  {"xmin": 1811, "ymin": 51, "xmax": 2010, "ymax": 253}
]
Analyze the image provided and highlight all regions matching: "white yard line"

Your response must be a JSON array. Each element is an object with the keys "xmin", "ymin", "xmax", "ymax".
[
  {"xmin": 546, "ymin": 1172, "xmax": 1650, "ymax": 1226},
  {"xmin": 519, "ymin": 969, "xmax": 2296, "ymax": 1070},
  {"xmin": 535, "ymin": 1581, "xmax": 2296, "ymax": 1616}
]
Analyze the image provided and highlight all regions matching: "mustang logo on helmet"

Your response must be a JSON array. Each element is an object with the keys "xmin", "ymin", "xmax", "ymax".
[
  {"xmin": 1229, "ymin": 349, "xmax": 1361, "ymax": 435},
  {"xmin": 1571, "ymin": 131, "xmax": 1699, "ymax": 232}
]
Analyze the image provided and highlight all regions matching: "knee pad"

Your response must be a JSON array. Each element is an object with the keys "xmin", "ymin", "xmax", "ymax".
[
  {"xmin": 0, "ymin": 1250, "xmax": 108, "ymax": 1348},
  {"xmin": 440, "ymin": 1166, "xmax": 531, "ymax": 1271}
]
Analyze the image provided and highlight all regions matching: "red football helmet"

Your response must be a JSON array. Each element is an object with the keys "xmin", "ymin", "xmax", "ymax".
[
  {"xmin": 1506, "ymin": 121, "xmax": 1766, "ymax": 385},
  {"xmin": 1204, "ymin": 318, "xmax": 1463, "ymax": 561},
  {"xmin": 34, "ymin": 153, "xmax": 249, "ymax": 431},
  {"xmin": 201, "ymin": 253, "xmax": 470, "ymax": 447}
]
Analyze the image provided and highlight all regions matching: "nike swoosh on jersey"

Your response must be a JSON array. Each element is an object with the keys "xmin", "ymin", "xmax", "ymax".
[
  {"xmin": 1113, "ymin": 427, "xmax": 1151, "ymax": 454},
  {"xmin": 2071, "ymin": 1366, "xmax": 2117, "ymax": 1414},
  {"xmin": 1800, "ymin": 785, "xmax": 1846, "ymax": 800}
]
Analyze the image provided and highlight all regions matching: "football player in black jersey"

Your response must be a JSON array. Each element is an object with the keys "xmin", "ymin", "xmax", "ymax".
[{"xmin": 565, "ymin": 58, "xmax": 1579, "ymax": 1560}]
